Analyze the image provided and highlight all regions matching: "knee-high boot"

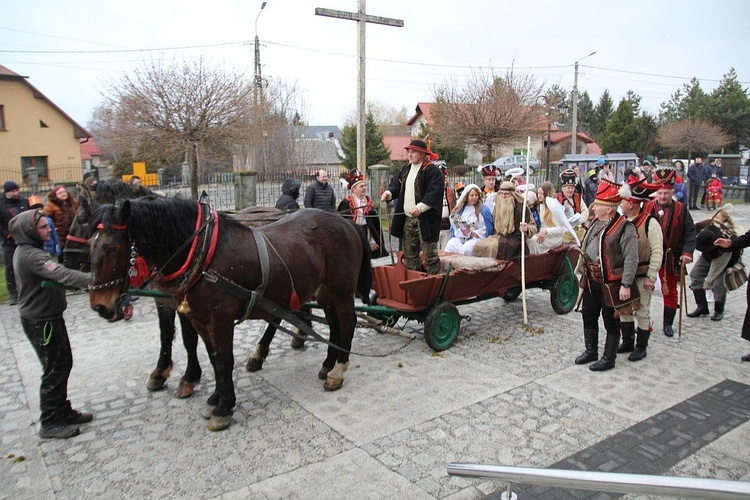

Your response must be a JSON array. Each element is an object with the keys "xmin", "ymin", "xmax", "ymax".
[
  {"xmin": 663, "ymin": 307, "xmax": 677, "ymax": 337},
  {"xmin": 687, "ymin": 289, "xmax": 709, "ymax": 317},
  {"xmin": 590, "ymin": 333, "xmax": 619, "ymax": 371},
  {"xmin": 711, "ymin": 300, "xmax": 725, "ymax": 321},
  {"xmin": 629, "ymin": 328, "xmax": 651, "ymax": 361},
  {"xmin": 575, "ymin": 329, "xmax": 599, "ymax": 365},
  {"xmin": 617, "ymin": 321, "xmax": 635, "ymax": 353}
]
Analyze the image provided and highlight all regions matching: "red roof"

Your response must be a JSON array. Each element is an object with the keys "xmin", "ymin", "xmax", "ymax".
[
  {"xmin": 80, "ymin": 138, "xmax": 102, "ymax": 160},
  {"xmin": 406, "ymin": 102, "xmax": 435, "ymax": 126},
  {"xmin": 383, "ymin": 135, "xmax": 413, "ymax": 162}
]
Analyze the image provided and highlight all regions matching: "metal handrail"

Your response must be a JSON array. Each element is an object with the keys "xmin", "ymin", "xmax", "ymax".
[{"xmin": 446, "ymin": 463, "xmax": 750, "ymax": 500}]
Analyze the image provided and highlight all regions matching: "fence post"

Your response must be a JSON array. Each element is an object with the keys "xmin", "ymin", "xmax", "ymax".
[
  {"xmin": 97, "ymin": 166, "xmax": 109, "ymax": 182},
  {"xmin": 235, "ymin": 170, "xmax": 257, "ymax": 210},
  {"xmin": 27, "ymin": 167, "xmax": 38, "ymax": 195}
]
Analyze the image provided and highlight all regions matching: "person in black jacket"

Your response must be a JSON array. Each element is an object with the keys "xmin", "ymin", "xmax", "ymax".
[
  {"xmin": 715, "ymin": 229, "xmax": 750, "ymax": 360},
  {"xmin": 0, "ymin": 181, "xmax": 29, "ymax": 304},
  {"xmin": 381, "ymin": 140, "xmax": 443, "ymax": 274},
  {"xmin": 303, "ymin": 170, "xmax": 335, "ymax": 211},
  {"xmin": 275, "ymin": 178, "xmax": 301, "ymax": 211}
]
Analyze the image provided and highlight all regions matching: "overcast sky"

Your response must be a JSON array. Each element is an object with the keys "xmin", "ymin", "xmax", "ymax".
[{"xmin": 2, "ymin": 0, "xmax": 748, "ymax": 131}]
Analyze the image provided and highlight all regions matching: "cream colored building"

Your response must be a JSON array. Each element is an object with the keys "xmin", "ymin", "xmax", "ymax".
[{"xmin": 0, "ymin": 65, "xmax": 90, "ymax": 187}]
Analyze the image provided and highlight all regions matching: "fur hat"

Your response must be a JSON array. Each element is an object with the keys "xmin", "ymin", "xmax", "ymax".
[
  {"xmin": 652, "ymin": 166, "xmax": 676, "ymax": 188},
  {"xmin": 479, "ymin": 164, "xmax": 499, "ymax": 178},
  {"xmin": 404, "ymin": 139, "xmax": 439, "ymax": 161},
  {"xmin": 343, "ymin": 169, "xmax": 365, "ymax": 190},
  {"xmin": 559, "ymin": 168, "xmax": 577, "ymax": 186},
  {"xmin": 595, "ymin": 180, "xmax": 625, "ymax": 206},
  {"xmin": 3, "ymin": 181, "xmax": 19, "ymax": 193}
]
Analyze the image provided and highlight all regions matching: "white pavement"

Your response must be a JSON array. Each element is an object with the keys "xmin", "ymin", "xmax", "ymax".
[{"xmin": 2, "ymin": 205, "xmax": 750, "ymax": 499}]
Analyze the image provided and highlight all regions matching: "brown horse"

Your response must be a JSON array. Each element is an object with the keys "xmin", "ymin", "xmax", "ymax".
[{"xmin": 88, "ymin": 196, "xmax": 371, "ymax": 431}]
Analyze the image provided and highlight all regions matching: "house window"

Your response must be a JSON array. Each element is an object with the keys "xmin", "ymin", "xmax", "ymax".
[
  {"xmin": 21, "ymin": 156, "xmax": 48, "ymax": 179},
  {"xmin": 40, "ymin": 120, "xmax": 48, "ymax": 128},
  {"xmin": 0, "ymin": 105, "xmax": 5, "ymax": 131}
]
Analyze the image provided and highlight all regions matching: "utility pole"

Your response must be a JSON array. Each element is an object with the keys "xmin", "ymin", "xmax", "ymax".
[
  {"xmin": 254, "ymin": 1, "xmax": 268, "ymax": 174},
  {"xmin": 570, "ymin": 51, "xmax": 595, "ymax": 155},
  {"xmin": 316, "ymin": 1, "xmax": 403, "ymax": 173}
]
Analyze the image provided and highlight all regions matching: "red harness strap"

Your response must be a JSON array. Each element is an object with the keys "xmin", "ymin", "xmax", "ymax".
[{"xmin": 157, "ymin": 204, "xmax": 205, "ymax": 283}]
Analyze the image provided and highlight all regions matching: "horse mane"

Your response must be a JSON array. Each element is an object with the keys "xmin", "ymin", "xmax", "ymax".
[
  {"xmin": 92, "ymin": 196, "xmax": 245, "ymax": 264},
  {"xmin": 95, "ymin": 180, "xmax": 155, "ymax": 204}
]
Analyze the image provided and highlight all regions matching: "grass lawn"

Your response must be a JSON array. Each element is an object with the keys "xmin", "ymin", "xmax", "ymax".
[{"xmin": 0, "ymin": 265, "xmax": 8, "ymax": 303}]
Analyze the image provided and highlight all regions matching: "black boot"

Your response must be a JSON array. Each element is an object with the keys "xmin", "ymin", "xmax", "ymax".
[
  {"xmin": 663, "ymin": 307, "xmax": 677, "ymax": 337},
  {"xmin": 711, "ymin": 301, "xmax": 725, "ymax": 321},
  {"xmin": 686, "ymin": 290, "xmax": 710, "ymax": 317},
  {"xmin": 590, "ymin": 333, "xmax": 619, "ymax": 371},
  {"xmin": 575, "ymin": 329, "xmax": 599, "ymax": 364},
  {"xmin": 629, "ymin": 328, "xmax": 651, "ymax": 361},
  {"xmin": 617, "ymin": 321, "xmax": 635, "ymax": 353}
]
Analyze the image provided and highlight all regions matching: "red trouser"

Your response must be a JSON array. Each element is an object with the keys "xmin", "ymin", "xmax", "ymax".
[{"xmin": 659, "ymin": 268, "xmax": 680, "ymax": 309}]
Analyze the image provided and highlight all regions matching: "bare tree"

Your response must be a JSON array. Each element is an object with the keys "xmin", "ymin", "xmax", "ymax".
[
  {"xmin": 431, "ymin": 68, "xmax": 545, "ymax": 161},
  {"xmin": 101, "ymin": 58, "xmax": 254, "ymax": 199},
  {"xmin": 657, "ymin": 118, "xmax": 732, "ymax": 159}
]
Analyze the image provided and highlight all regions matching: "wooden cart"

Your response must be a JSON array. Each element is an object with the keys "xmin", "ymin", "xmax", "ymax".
[{"xmin": 363, "ymin": 245, "xmax": 579, "ymax": 351}]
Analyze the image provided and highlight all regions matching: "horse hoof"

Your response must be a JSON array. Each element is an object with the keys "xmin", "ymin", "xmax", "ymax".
[
  {"xmin": 246, "ymin": 358, "xmax": 263, "ymax": 372},
  {"xmin": 200, "ymin": 404, "xmax": 216, "ymax": 420},
  {"xmin": 290, "ymin": 337, "xmax": 306, "ymax": 350},
  {"xmin": 324, "ymin": 377, "xmax": 344, "ymax": 391},
  {"xmin": 146, "ymin": 377, "xmax": 167, "ymax": 392},
  {"xmin": 175, "ymin": 380, "xmax": 196, "ymax": 399},
  {"xmin": 318, "ymin": 366, "xmax": 332, "ymax": 380},
  {"xmin": 207, "ymin": 415, "xmax": 232, "ymax": 432}
]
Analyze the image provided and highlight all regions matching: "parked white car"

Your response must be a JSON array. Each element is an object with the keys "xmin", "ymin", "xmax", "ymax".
[{"xmin": 491, "ymin": 155, "xmax": 541, "ymax": 174}]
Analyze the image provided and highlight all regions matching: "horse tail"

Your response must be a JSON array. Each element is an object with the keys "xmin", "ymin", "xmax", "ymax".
[{"xmin": 352, "ymin": 222, "xmax": 373, "ymax": 305}]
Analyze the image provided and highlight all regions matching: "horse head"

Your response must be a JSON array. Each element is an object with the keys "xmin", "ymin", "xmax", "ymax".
[
  {"xmin": 63, "ymin": 193, "xmax": 98, "ymax": 271},
  {"xmin": 89, "ymin": 200, "xmax": 132, "ymax": 321}
]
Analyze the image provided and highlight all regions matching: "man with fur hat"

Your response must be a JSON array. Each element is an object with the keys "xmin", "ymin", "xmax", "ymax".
[
  {"xmin": 575, "ymin": 180, "xmax": 639, "ymax": 371},
  {"xmin": 686, "ymin": 205, "xmax": 739, "ymax": 321},
  {"xmin": 644, "ymin": 166, "xmax": 696, "ymax": 337},
  {"xmin": 338, "ymin": 169, "xmax": 388, "ymax": 259},
  {"xmin": 478, "ymin": 164, "xmax": 500, "ymax": 201},
  {"xmin": 617, "ymin": 179, "xmax": 663, "ymax": 361},
  {"xmin": 0, "ymin": 180, "xmax": 29, "ymax": 304},
  {"xmin": 381, "ymin": 140, "xmax": 444, "ymax": 274},
  {"xmin": 558, "ymin": 168, "xmax": 589, "ymax": 243},
  {"xmin": 471, "ymin": 181, "xmax": 536, "ymax": 261}
]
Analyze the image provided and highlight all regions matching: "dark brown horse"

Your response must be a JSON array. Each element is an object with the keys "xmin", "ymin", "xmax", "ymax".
[
  {"xmin": 64, "ymin": 182, "xmax": 204, "ymax": 398},
  {"xmin": 88, "ymin": 196, "xmax": 371, "ymax": 431}
]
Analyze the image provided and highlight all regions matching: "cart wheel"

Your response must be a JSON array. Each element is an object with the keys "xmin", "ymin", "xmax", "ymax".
[
  {"xmin": 502, "ymin": 286, "xmax": 522, "ymax": 302},
  {"xmin": 551, "ymin": 268, "xmax": 579, "ymax": 314},
  {"xmin": 424, "ymin": 302, "xmax": 461, "ymax": 352}
]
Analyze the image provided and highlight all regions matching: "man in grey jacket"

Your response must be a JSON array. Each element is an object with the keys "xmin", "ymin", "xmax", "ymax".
[{"xmin": 10, "ymin": 209, "xmax": 92, "ymax": 439}]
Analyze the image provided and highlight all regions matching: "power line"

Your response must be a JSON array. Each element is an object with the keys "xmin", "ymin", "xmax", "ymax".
[
  {"xmin": 0, "ymin": 41, "xmax": 245, "ymax": 54},
  {"xmin": 583, "ymin": 64, "xmax": 750, "ymax": 85}
]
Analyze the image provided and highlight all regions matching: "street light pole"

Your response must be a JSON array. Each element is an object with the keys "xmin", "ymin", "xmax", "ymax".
[
  {"xmin": 254, "ymin": 1, "xmax": 267, "ymax": 92},
  {"xmin": 570, "ymin": 51, "xmax": 595, "ymax": 155}
]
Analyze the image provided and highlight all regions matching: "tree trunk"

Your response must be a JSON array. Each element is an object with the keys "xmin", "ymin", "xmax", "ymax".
[{"xmin": 190, "ymin": 142, "xmax": 199, "ymax": 200}]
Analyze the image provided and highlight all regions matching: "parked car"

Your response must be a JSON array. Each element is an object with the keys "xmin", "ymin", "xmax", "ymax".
[
  {"xmin": 721, "ymin": 176, "xmax": 747, "ymax": 187},
  {"xmin": 491, "ymin": 155, "xmax": 541, "ymax": 175}
]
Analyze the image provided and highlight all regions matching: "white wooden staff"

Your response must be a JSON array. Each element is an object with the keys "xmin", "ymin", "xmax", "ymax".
[{"xmin": 521, "ymin": 136, "xmax": 531, "ymax": 325}]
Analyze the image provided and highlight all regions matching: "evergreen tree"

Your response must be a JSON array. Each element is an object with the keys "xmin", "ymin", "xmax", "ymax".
[
  {"xmin": 340, "ymin": 113, "xmax": 391, "ymax": 169},
  {"xmin": 575, "ymin": 91, "xmax": 595, "ymax": 138},
  {"xmin": 678, "ymin": 77, "xmax": 712, "ymax": 119},
  {"xmin": 709, "ymin": 68, "xmax": 750, "ymax": 148},
  {"xmin": 599, "ymin": 98, "xmax": 639, "ymax": 153},
  {"xmin": 590, "ymin": 90, "xmax": 614, "ymax": 140}
]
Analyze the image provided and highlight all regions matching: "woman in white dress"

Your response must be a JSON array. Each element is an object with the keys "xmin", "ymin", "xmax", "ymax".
[
  {"xmin": 528, "ymin": 181, "xmax": 565, "ymax": 255},
  {"xmin": 445, "ymin": 184, "xmax": 488, "ymax": 255}
]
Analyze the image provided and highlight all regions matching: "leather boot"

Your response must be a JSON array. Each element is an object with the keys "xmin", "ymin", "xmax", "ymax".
[
  {"xmin": 617, "ymin": 321, "xmax": 635, "ymax": 353},
  {"xmin": 663, "ymin": 307, "xmax": 677, "ymax": 337},
  {"xmin": 711, "ymin": 301, "xmax": 725, "ymax": 321},
  {"xmin": 629, "ymin": 328, "xmax": 651, "ymax": 361},
  {"xmin": 575, "ymin": 329, "xmax": 599, "ymax": 364},
  {"xmin": 686, "ymin": 289, "xmax": 710, "ymax": 317},
  {"xmin": 590, "ymin": 333, "xmax": 619, "ymax": 371}
]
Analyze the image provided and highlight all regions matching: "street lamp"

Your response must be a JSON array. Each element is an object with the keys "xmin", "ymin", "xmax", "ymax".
[
  {"xmin": 570, "ymin": 51, "xmax": 596, "ymax": 155},
  {"xmin": 254, "ymin": 1, "xmax": 267, "ymax": 90}
]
